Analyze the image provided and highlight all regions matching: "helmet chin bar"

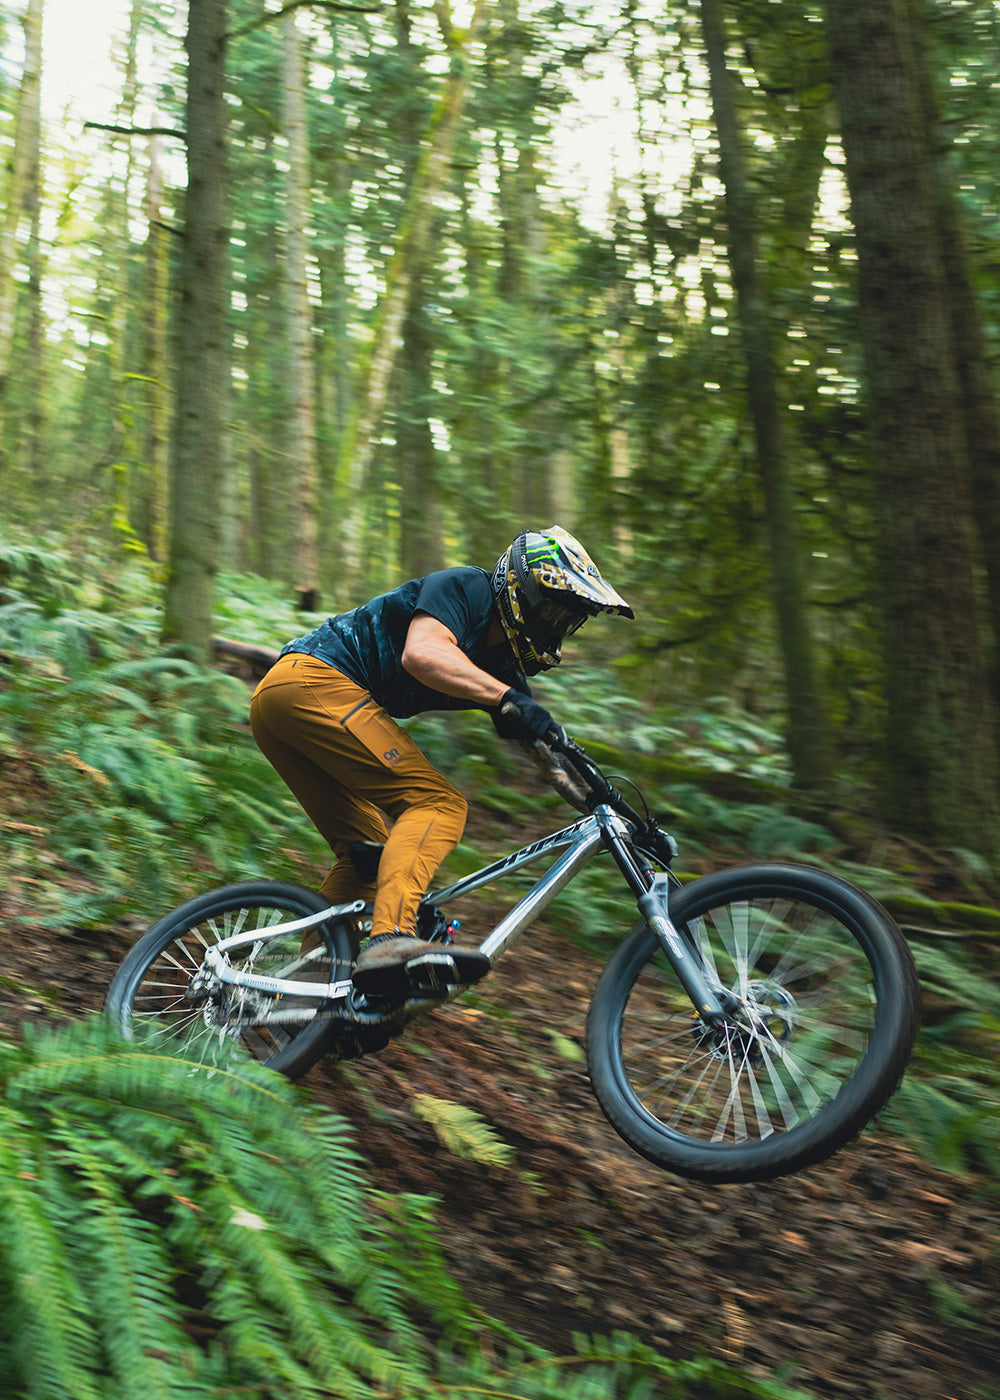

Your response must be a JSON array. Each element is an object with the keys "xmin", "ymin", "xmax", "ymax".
[{"xmin": 491, "ymin": 524, "xmax": 633, "ymax": 675}]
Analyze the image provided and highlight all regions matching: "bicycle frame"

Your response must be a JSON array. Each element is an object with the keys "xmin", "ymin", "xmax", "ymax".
[
  {"xmin": 200, "ymin": 813, "xmax": 605, "ymax": 1006},
  {"xmin": 200, "ymin": 802, "xmax": 728, "ymax": 1027}
]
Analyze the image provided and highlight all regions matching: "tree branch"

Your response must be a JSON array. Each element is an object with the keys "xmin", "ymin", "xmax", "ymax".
[
  {"xmin": 83, "ymin": 121, "xmax": 185, "ymax": 140},
  {"xmin": 229, "ymin": 0, "xmax": 382, "ymax": 39}
]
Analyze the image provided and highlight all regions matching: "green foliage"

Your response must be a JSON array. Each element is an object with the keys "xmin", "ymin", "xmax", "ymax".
[
  {"xmin": 0, "ymin": 1017, "xmax": 472, "ymax": 1399},
  {"xmin": 0, "ymin": 545, "xmax": 326, "ymax": 923},
  {"xmin": 0, "ymin": 541, "xmax": 80, "ymax": 615},
  {"xmin": 883, "ymin": 939, "xmax": 1000, "ymax": 1181},
  {"xmin": 411, "ymin": 1093, "xmax": 517, "ymax": 1167},
  {"xmin": 535, "ymin": 668, "xmax": 794, "ymax": 786},
  {"xmin": 213, "ymin": 570, "xmax": 328, "ymax": 647},
  {"xmin": 653, "ymin": 783, "xmax": 837, "ymax": 860},
  {"xmin": 440, "ymin": 1330, "xmax": 819, "ymax": 1400},
  {"xmin": 0, "ymin": 1017, "xmax": 820, "ymax": 1400}
]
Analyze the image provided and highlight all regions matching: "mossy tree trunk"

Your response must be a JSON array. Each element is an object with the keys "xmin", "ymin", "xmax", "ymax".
[
  {"xmin": 163, "ymin": 0, "xmax": 229, "ymax": 658},
  {"xmin": 699, "ymin": 0, "xmax": 832, "ymax": 790},
  {"xmin": 282, "ymin": 8, "xmax": 320, "ymax": 606},
  {"xmin": 0, "ymin": 0, "xmax": 44, "ymax": 475},
  {"xmin": 824, "ymin": 0, "xmax": 1000, "ymax": 855}
]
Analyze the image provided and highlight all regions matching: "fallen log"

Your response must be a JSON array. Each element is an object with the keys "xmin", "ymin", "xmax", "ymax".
[{"xmin": 212, "ymin": 636, "xmax": 280, "ymax": 681}]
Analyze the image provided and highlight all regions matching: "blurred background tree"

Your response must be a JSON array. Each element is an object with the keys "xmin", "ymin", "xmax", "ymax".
[{"xmin": 1, "ymin": 0, "xmax": 999, "ymax": 854}]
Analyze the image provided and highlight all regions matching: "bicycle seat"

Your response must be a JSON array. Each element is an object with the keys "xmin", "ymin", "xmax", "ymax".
[{"xmin": 347, "ymin": 841, "xmax": 384, "ymax": 884}]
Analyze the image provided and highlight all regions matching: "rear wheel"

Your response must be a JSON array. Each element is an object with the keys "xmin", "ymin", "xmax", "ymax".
[
  {"xmin": 586, "ymin": 864, "xmax": 920, "ymax": 1183},
  {"xmin": 104, "ymin": 881, "xmax": 356, "ymax": 1079}
]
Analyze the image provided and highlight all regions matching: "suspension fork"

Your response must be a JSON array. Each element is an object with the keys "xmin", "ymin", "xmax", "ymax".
[{"xmin": 595, "ymin": 808, "xmax": 730, "ymax": 1027}]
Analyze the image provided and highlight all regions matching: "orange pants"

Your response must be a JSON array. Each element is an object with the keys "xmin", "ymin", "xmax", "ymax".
[{"xmin": 249, "ymin": 654, "xmax": 468, "ymax": 938}]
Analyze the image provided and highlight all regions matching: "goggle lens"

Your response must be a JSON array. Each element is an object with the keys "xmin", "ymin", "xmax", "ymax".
[{"xmin": 531, "ymin": 599, "xmax": 588, "ymax": 646}]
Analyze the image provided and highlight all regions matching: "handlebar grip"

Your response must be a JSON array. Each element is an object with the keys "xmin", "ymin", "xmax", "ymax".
[
  {"xmin": 500, "ymin": 698, "xmax": 564, "ymax": 748},
  {"xmin": 521, "ymin": 738, "xmax": 591, "ymax": 813}
]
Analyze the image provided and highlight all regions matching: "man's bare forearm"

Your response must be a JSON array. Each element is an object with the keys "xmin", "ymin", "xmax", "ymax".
[{"xmin": 401, "ymin": 614, "xmax": 509, "ymax": 707}]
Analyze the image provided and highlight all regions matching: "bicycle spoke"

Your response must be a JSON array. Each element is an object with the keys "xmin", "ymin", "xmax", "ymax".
[
  {"xmin": 114, "ymin": 890, "xmax": 346, "ymax": 1073},
  {"xmin": 619, "ymin": 889, "xmax": 880, "ymax": 1149}
]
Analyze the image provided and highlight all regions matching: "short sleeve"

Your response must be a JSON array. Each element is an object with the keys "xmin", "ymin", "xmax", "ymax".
[{"xmin": 412, "ymin": 568, "xmax": 495, "ymax": 653}]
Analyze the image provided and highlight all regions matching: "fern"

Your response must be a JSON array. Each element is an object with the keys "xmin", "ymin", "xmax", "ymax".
[
  {"xmin": 0, "ymin": 1136, "xmax": 103, "ymax": 1400},
  {"xmin": 0, "ymin": 1003, "xmax": 820, "ymax": 1399},
  {"xmin": 0, "ymin": 1019, "xmax": 458, "ymax": 1398},
  {"xmin": 0, "ymin": 587, "xmax": 329, "ymax": 920},
  {"xmin": 411, "ymin": 1093, "xmax": 517, "ymax": 1167}
]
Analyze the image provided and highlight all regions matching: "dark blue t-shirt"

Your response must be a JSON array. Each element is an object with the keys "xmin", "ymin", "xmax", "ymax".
[{"xmin": 279, "ymin": 566, "xmax": 527, "ymax": 718}]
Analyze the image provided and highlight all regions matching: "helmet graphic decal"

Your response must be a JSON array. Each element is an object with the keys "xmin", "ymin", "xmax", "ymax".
[{"xmin": 490, "ymin": 527, "xmax": 633, "ymax": 674}]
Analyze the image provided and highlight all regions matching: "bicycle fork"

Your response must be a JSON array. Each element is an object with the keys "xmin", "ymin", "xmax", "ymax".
[
  {"xmin": 597, "ymin": 810, "xmax": 730, "ymax": 1028},
  {"xmin": 637, "ymin": 876, "xmax": 731, "ymax": 1027}
]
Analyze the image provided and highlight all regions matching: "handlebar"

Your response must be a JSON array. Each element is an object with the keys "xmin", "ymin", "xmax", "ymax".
[
  {"xmin": 524, "ymin": 730, "xmax": 678, "ymax": 867},
  {"xmin": 496, "ymin": 697, "xmax": 676, "ymax": 863},
  {"xmin": 526, "ymin": 729, "xmax": 639, "ymax": 825}
]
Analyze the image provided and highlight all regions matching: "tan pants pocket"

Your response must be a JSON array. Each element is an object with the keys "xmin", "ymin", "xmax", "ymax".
[{"xmin": 339, "ymin": 697, "xmax": 409, "ymax": 769}]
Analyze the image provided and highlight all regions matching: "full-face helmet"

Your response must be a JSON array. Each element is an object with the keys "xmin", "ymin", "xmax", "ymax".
[{"xmin": 490, "ymin": 527, "xmax": 634, "ymax": 675}]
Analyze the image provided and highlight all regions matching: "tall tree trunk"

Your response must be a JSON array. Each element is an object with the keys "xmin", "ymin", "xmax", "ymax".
[
  {"xmin": 699, "ymin": 0, "xmax": 831, "ymax": 788},
  {"xmin": 282, "ymin": 8, "xmax": 320, "ymax": 605},
  {"xmin": 0, "ymin": 0, "xmax": 43, "ymax": 471},
  {"xmin": 163, "ymin": 0, "xmax": 229, "ymax": 658},
  {"xmin": 496, "ymin": 134, "xmax": 559, "ymax": 525},
  {"xmin": 245, "ymin": 195, "xmax": 285, "ymax": 580},
  {"xmin": 335, "ymin": 0, "xmax": 490, "ymax": 585},
  {"xmin": 907, "ymin": 0, "xmax": 1000, "ymax": 728},
  {"xmin": 454, "ymin": 170, "xmax": 503, "ymax": 565},
  {"xmin": 314, "ymin": 23, "xmax": 351, "ymax": 577},
  {"xmin": 139, "ymin": 137, "xmax": 170, "ymax": 561},
  {"xmin": 395, "ymin": 279, "xmax": 444, "ymax": 579},
  {"xmin": 823, "ymin": 0, "xmax": 1000, "ymax": 853},
  {"xmin": 108, "ymin": 0, "xmax": 143, "ymax": 548},
  {"xmin": 389, "ymin": 0, "xmax": 444, "ymax": 584},
  {"xmin": 21, "ymin": 0, "xmax": 45, "ymax": 485}
]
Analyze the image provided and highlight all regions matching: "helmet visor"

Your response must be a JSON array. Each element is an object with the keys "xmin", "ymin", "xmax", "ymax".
[{"xmin": 526, "ymin": 597, "xmax": 589, "ymax": 655}]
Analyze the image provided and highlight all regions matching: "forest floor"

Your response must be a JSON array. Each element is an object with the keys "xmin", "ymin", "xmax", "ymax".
[{"xmin": 1, "ymin": 797, "xmax": 998, "ymax": 1400}]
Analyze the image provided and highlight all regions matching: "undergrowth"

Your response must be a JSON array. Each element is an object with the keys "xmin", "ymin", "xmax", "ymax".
[
  {"xmin": 0, "ymin": 542, "xmax": 328, "ymax": 924},
  {"xmin": 0, "ymin": 1016, "xmax": 819, "ymax": 1400},
  {"xmin": 3, "ymin": 538, "xmax": 1000, "ymax": 1186}
]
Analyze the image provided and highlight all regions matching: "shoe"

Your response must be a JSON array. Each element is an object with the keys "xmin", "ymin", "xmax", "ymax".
[{"xmin": 352, "ymin": 930, "xmax": 490, "ymax": 997}]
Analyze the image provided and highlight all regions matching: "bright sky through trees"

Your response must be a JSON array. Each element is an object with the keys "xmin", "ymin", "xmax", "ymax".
[
  {"xmin": 41, "ymin": 0, "xmax": 133, "ymax": 124},
  {"xmin": 32, "ymin": 0, "xmax": 667, "ymax": 231}
]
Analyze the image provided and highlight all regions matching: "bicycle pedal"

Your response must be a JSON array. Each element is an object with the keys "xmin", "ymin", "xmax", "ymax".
[
  {"xmin": 405, "ymin": 951, "xmax": 458, "ymax": 993},
  {"xmin": 406, "ymin": 948, "xmax": 490, "ymax": 989}
]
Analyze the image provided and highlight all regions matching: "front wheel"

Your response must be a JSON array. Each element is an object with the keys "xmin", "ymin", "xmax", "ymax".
[
  {"xmin": 586, "ymin": 864, "xmax": 920, "ymax": 1184},
  {"xmin": 104, "ymin": 881, "xmax": 356, "ymax": 1079}
]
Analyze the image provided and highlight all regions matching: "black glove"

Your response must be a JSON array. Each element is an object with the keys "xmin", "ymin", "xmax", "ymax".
[{"xmin": 492, "ymin": 689, "xmax": 564, "ymax": 745}]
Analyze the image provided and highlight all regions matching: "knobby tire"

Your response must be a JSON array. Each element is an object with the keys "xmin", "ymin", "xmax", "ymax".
[
  {"xmin": 586, "ymin": 863, "xmax": 920, "ymax": 1184},
  {"xmin": 104, "ymin": 881, "xmax": 354, "ymax": 1079}
]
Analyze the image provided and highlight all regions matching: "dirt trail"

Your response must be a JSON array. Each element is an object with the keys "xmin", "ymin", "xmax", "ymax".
[{"xmin": 3, "ymin": 897, "xmax": 995, "ymax": 1400}]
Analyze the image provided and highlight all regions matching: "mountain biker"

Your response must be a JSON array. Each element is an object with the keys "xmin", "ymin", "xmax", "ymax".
[{"xmin": 249, "ymin": 527, "xmax": 633, "ymax": 996}]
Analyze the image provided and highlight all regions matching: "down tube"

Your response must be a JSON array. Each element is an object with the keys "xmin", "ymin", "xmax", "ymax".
[{"xmin": 478, "ymin": 826, "xmax": 606, "ymax": 961}]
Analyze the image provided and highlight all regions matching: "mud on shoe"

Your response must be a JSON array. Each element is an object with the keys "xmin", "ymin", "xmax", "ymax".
[{"xmin": 352, "ymin": 930, "xmax": 490, "ymax": 997}]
